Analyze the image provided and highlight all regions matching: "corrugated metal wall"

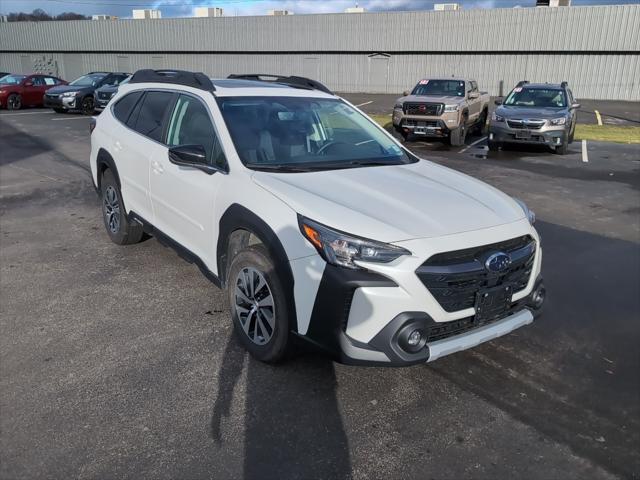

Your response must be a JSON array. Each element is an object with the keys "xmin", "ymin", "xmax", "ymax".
[{"xmin": 1, "ymin": 5, "xmax": 638, "ymax": 99}]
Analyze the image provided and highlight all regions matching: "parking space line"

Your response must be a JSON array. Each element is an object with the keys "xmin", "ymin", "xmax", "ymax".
[
  {"xmin": 355, "ymin": 101, "xmax": 373, "ymax": 107},
  {"xmin": 51, "ymin": 117, "xmax": 89, "ymax": 121},
  {"xmin": 582, "ymin": 140, "xmax": 589, "ymax": 163},
  {"xmin": 594, "ymin": 110, "xmax": 603, "ymax": 126},
  {"xmin": 459, "ymin": 136, "xmax": 487, "ymax": 153},
  {"xmin": 0, "ymin": 111, "xmax": 55, "ymax": 117}
]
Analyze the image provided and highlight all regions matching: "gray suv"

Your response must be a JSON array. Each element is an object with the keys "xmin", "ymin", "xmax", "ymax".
[{"xmin": 488, "ymin": 81, "xmax": 579, "ymax": 155}]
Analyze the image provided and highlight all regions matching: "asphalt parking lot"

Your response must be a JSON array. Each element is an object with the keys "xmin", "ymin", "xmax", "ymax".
[{"xmin": 1, "ymin": 108, "xmax": 639, "ymax": 479}]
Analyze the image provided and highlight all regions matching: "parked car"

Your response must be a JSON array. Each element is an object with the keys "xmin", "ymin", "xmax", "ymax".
[
  {"xmin": 489, "ymin": 81, "xmax": 579, "ymax": 155},
  {"xmin": 0, "ymin": 73, "xmax": 67, "ymax": 110},
  {"xmin": 44, "ymin": 71, "xmax": 129, "ymax": 115},
  {"xmin": 392, "ymin": 78, "xmax": 490, "ymax": 146},
  {"xmin": 94, "ymin": 75, "xmax": 130, "ymax": 111},
  {"xmin": 0, "ymin": 73, "xmax": 10, "ymax": 80},
  {"xmin": 90, "ymin": 69, "xmax": 545, "ymax": 366}
]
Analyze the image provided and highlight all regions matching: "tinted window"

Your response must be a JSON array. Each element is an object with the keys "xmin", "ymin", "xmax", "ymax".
[
  {"xmin": 132, "ymin": 91, "xmax": 174, "ymax": 142},
  {"xmin": 31, "ymin": 76, "xmax": 46, "ymax": 86},
  {"xmin": 167, "ymin": 94, "xmax": 226, "ymax": 168},
  {"xmin": 0, "ymin": 75, "xmax": 26, "ymax": 85},
  {"xmin": 113, "ymin": 91, "xmax": 143, "ymax": 123}
]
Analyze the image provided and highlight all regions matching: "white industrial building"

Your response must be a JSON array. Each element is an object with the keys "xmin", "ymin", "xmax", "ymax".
[
  {"xmin": 194, "ymin": 7, "xmax": 224, "ymax": 18},
  {"xmin": 132, "ymin": 9, "xmax": 162, "ymax": 19}
]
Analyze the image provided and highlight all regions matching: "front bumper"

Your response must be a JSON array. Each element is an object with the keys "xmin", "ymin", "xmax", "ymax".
[
  {"xmin": 43, "ymin": 94, "xmax": 78, "ymax": 110},
  {"xmin": 295, "ymin": 220, "xmax": 544, "ymax": 366},
  {"xmin": 489, "ymin": 122, "xmax": 567, "ymax": 146},
  {"xmin": 393, "ymin": 110, "xmax": 460, "ymax": 137}
]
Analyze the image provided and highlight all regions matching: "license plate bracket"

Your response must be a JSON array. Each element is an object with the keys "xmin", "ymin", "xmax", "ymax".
[
  {"xmin": 475, "ymin": 284, "xmax": 513, "ymax": 323},
  {"xmin": 515, "ymin": 130, "xmax": 532, "ymax": 139}
]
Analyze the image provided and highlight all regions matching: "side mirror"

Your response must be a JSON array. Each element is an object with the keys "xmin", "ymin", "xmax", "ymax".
[
  {"xmin": 24, "ymin": 81, "xmax": 33, "ymax": 87},
  {"xmin": 168, "ymin": 145, "xmax": 217, "ymax": 175},
  {"xmin": 468, "ymin": 91, "xmax": 480, "ymax": 99},
  {"xmin": 402, "ymin": 90, "xmax": 410, "ymax": 97},
  {"xmin": 571, "ymin": 103, "xmax": 581, "ymax": 110},
  {"xmin": 494, "ymin": 98, "xmax": 503, "ymax": 105}
]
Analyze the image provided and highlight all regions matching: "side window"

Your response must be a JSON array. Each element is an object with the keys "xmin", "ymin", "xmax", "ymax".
[
  {"xmin": 113, "ymin": 91, "xmax": 143, "ymax": 124},
  {"xmin": 44, "ymin": 77, "xmax": 57, "ymax": 86},
  {"xmin": 113, "ymin": 75, "xmax": 127, "ymax": 85},
  {"xmin": 131, "ymin": 91, "xmax": 174, "ymax": 142},
  {"xmin": 100, "ymin": 75, "xmax": 116, "ymax": 86},
  {"xmin": 32, "ymin": 76, "xmax": 45, "ymax": 86},
  {"xmin": 166, "ymin": 94, "xmax": 226, "ymax": 168},
  {"xmin": 471, "ymin": 81, "xmax": 478, "ymax": 92}
]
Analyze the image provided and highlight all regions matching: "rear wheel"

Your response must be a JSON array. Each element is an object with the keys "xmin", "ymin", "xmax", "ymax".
[
  {"xmin": 81, "ymin": 96, "xmax": 95, "ymax": 115},
  {"xmin": 7, "ymin": 93, "xmax": 21, "ymax": 110},
  {"xmin": 100, "ymin": 169, "xmax": 144, "ymax": 245},
  {"xmin": 227, "ymin": 244, "xmax": 291, "ymax": 363},
  {"xmin": 475, "ymin": 109, "xmax": 488, "ymax": 135}
]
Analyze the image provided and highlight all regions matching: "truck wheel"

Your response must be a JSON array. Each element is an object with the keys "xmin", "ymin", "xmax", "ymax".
[
  {"xmin": 227, "ymin": 244, "xmax": 291, "ymax": 363},
  {"xmin": 448, "ymin": 121, "xmax": 467, "ymax": 147},
  {"xmin": 488, "ymin": 139, "xmax": 500, "ymax": 152},
  {"xmin": 7, "ymin": 93, "xmax": 22, "ymax": 110},
  {"xmin": 476, "ymin": 109, "xmax": 488, "ymax": 135},
  {"xmin": 100, "ymin": 169, "xmax": 144, "ymax": 245}
]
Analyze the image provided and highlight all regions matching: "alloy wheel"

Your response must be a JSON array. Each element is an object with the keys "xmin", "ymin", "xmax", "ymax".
[
  {"xmin": 234, "ymin": 267, "xmax": 275, "ymax": 345},
  {"xmin": 7, "ymin": 95, "xmax": 21, "ymax": 110},
  {"xmin": 103, "ymin": 185, "xmax": 121, "ymax": 233}
]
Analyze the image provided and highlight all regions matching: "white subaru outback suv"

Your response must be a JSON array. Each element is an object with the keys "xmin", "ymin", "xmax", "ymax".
[{"xmin": 90, "ymin": 70, "xmax": 545, "ymax": 366}]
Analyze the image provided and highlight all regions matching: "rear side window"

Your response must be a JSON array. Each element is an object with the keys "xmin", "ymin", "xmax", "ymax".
[
  {"xmin": 113, "ymin": 91, "xmax": 143, "ymax": 124},
  {"xmin": 166, "ymin": 94, "xmax": 226, "ymax": 168},
  {"xmin": 32, "ymin": 76, "xmax": 46, "ymax": 86},
  {"xmin": 131, "ymin": 91, "xmax": 174, "ymax": 142}
]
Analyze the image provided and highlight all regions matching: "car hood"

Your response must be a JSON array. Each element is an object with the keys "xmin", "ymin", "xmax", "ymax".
[
  {"xmin": 496, "ymin": 105, "xmax": 567, "ymax": 119},
  {"xmin": 399, "ymin": 94, "xmax": 464, "ymax": 105},
  {"xmin": 46, "ymin": 84, "xmax": 91, "ymax": 94},
  {"xmin": 252, "ymin": 160, "xmax": 524, "ymax": 243}
]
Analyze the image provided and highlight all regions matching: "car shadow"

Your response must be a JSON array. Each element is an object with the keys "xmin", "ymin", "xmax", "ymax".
[{"xmin": 210, "ymin": 334, "xmax": 352, "ymax": 480}]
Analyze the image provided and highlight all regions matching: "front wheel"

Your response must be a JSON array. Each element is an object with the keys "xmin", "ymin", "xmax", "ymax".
[
  {"xmin": 7, "ymin": 93, "xmax": 21, "ymax": 110},
  {"xmin": 554, "ymin": 140, "xmax": 569, "ymax": 155},
  {"xmin": 448, "ymin": 121, "xmax": 467, "ymax": 147},
  {"xmin": 81, "ymin": 96, "xmax": 95, "ymax": 115},
  {"xmin": 100, "ymin": 169, "xmax": 144, "ymax": 245},
  {"xmin": 488, "ymin": 139, "xmax": 500, "ymax": 152},
  {"xmin": 227, "ymin": 245, "xmax": 291, "ymax": 363}
]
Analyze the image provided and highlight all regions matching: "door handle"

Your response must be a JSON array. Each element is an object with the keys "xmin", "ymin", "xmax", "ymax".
[{"xmin": 151, "ymin": 160, "xmax": 164, "ymax": 174}]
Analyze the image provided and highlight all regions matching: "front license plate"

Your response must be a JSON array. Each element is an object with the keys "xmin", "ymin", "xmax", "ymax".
[
  {"xmin": 475, "ymin": 284, "xmax": 513, "ymax": 322},
  {"xmin": 515, "ymin": 130, "xmax": 532, "ymax": 139}
]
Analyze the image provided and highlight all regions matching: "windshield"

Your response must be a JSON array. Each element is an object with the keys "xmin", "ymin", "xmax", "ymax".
[
  {"xmin": 0, "ymin": 75, "xmax": 26, "ymax": 85},
  {"xmin": 218, "ymin": 96, "xmax": 416, "ymax": 172},
  {"xmin": 70, "ymin": 73, "xmax": 107, "ymax": 87},
  {"xmin": 411, "ymin": 80, "xmax": 465, "ymax": 97},
  {"xmin": 504, "ymin": 87, "xmax": 566, "ymax": 108}
]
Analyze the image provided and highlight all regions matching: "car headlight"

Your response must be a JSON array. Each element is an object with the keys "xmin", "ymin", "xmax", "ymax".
[
  {"xmin": 550, "ymin": 117, "xmax": 567, "ymax": 125},
  {"xmin": 513, "ymin": 198, "xmax": 536, "ymax": 225},
  {"xmin": 61, "ymin": 91, "xmax": 79, "ymax": 97},
  {"xmin": 299, "ymin": 216, "xmax": 411, "ymax": 269},
  {"xmin": 491, "ymin": 112, "xmax": 505, "ymax": 122},
  {"xmin": 0, "ymin": 90, "xmax": 6, "ymax": 94},
  {"xmin": 444, "ymin": 104, "xmax": 459, "ymax": 112}
]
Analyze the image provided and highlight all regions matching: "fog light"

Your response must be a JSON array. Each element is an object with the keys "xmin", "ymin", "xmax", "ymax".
[
  {"xmin": 528, "ymin": 284, "xmax": 546, "ymax": 310},
  {"xmin": 407, "ymin": 329, "xmax": 422, "ymax": 347}
]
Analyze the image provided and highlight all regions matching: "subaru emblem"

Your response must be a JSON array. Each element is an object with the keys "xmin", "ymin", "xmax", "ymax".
[{"xmin": 485, "ymin": 252, "xmax": 512, "ymax": 273}]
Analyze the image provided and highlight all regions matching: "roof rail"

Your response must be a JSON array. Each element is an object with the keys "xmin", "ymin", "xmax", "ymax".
[
  {"xmin": 130, "ymin": 69, "xmax": 214, "ymax": 91},
  {"xmin": 227, "ymin": 74, "xmax": 333, "ymax": 95},
  {"xmin": 516, "ymin": 80, "xmax": 529, "ymax": 87}
]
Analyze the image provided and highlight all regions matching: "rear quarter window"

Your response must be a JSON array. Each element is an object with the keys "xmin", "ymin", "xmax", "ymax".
[
  {"xmin": 113, "ymin": 91, "xmax": 144, "ymax": 124},
  {"xmin": 130, "ymin": 91, "xmax": 175, "ymax": 143}
]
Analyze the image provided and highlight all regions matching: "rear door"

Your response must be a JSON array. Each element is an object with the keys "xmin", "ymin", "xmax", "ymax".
[
  {"xmin": 110, "ymin": 90, "xmax": 173, "ymax": 221},
  {"xmin": 149, "ymin": 93, "xmax": 227, "ymax": 265}
]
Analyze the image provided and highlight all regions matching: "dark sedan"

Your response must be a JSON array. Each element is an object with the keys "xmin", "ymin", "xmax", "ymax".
[{"xmin": 44, "ymin": 71, "xmax": 129, "ymax": 115}]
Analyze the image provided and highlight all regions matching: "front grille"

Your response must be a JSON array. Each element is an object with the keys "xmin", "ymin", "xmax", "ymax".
[
  {"xmin": 416, "ymin": 235, "xmax": 535, "ymax": 313},
  {"xmin": 507, "ymin": 119, "xmax": 545, "ymax": 130},
  {"xmin": 404, "ymin": 119, "xmax": 439, "ymax": 128},
  {"xmin": 404, "ymin": 103, "xmax": 443, "ymax": 116}
]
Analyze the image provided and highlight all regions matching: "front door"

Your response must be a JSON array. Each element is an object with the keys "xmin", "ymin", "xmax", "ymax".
[{"xmin": 149, "ymin": 93, "xmax": 227, "ymax": 266}]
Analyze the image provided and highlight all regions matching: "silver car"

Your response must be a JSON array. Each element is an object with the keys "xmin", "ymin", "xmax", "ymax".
[{"xmin": 489, "ymin": 81, "xmax": 580, "ymax": 155}]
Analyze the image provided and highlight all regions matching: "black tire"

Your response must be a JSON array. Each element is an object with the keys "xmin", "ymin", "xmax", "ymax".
[
  {"xmin": 400, "ymin": 130, "xmax": 410, "ymax": 142},
  {"xmin": 568, "ymin": 124, "xmax": 575, "ymax": 144},
  {"xmin": 227, "ymin": 244, "xmax": 291, "ymax": 363},
  {"xmin": 81, "ymin": 96, "xmax": 95, "ymax": 115},
  {"xmin": 7, "ymin": 93, "xmax": 21, "ymax": 110},
  {"xmin": 488, "ymin": 139, "xmax": 500, "ymax": 152},
  {"xmin": 554, "ymin": 140, "xmax": 569, "ymax": 155},
  {"xmin": 100, "ymin": 169, "xmax": 144, "ymax": 245},
  {"xmin": 475, "ymin": 109, "xmax": 488, "ymax": 135},
  {"xmin": 53, "ymin": 108, "xmax": 66, "ymax": 114},
  {"xmin": 448, "ymin": 120, "xmax": 467, "ymax": 147}
]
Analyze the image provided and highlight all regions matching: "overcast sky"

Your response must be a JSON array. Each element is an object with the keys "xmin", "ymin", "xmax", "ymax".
[{"xmin": 1, "ymin": 0, "xmax": 636, "ymax": 17}]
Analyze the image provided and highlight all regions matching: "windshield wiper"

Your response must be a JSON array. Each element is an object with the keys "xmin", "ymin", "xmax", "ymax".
[
  {"xmin": 348, "ymin": 158, "xmax": 406, "ymax": 167},
  {"xmin": 245, "ymin": 163, "xmax": 317, "ymax": 172}
]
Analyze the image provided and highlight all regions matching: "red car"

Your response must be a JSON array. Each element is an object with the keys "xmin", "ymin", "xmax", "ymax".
[{"xmin": 0, "ymin": 73, "xmax": 67, "ymax": 110}]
